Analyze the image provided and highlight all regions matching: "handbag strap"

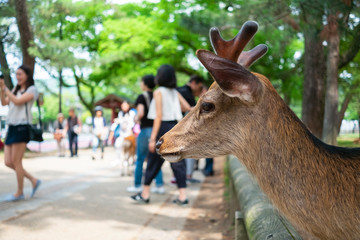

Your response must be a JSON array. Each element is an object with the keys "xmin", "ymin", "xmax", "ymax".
[
  {"xmin": 25, "ymin": 102, "xmax": 30, "ymax": 124},
  {"xmin": 25, "ymin": 99, "xmax": 42, "ymax": 127}
]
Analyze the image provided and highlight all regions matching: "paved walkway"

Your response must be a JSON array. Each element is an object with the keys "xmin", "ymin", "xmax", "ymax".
[{"xmin": 0, "ymin": 148, "xmax": 206, "ymax": 240}]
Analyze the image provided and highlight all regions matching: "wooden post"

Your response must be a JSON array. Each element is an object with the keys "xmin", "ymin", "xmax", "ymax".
[{"xmin": 235, "ymin": 211, "xmax": 248, "ymax": 240}]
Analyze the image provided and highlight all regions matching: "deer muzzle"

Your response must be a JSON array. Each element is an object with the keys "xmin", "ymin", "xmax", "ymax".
[{"xmin": 156, "ymin": 137, "xmax": 183, "ymax": 162}]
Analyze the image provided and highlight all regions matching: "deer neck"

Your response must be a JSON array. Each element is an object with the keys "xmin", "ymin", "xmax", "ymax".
[{"xmin": 232, "ymin": 84, "xmax": 327, "ymax": 199}]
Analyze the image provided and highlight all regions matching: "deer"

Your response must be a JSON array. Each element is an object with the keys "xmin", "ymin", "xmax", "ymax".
[{"xmin": 155, "ymin": 21, "xmax": 360, "ymax": 240}]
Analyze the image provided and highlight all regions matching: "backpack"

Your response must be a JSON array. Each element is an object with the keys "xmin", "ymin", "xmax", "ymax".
[{"xmin": 114, "ymin": 124, "xmax": 121, "ymax": 139}]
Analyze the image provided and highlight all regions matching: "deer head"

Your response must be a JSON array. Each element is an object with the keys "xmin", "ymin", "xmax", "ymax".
[
  {"xmin": 155, "ymin": 21, "xmax": 360, "ymax": 240},
  {"xmin": 156, "ymin": 21, "xmax": 269, "ymax": 163}
]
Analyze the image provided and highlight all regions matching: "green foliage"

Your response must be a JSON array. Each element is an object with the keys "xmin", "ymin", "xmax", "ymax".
[
  {"xmin": 338, "ymin": 133, "xmax": 360, "ymax": 148},
  {"xmin": 96, "ymin": 2, "xmax": 208, "ymax": 99},
  {"xmin": 41, "ymin": 92, "xmax": 81, "ymax": 123},
  {"xmin": 2, "ymin": 0, "xmax": 360, "ymax": 126}
]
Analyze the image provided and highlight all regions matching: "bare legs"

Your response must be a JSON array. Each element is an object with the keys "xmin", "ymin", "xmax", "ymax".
[{"xmin": 4, "ymin": 143, "xmax": 38, "ymax": 197}]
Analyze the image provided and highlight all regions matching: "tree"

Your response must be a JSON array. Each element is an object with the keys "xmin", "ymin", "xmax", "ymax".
[
  {"xmin": 0, "ymin": 0, "xmax": 15, "ymax": 89},
  {"xmin": 321, "ymin": 1, "xmax": 360, "ymax": 144},
  {"xmin": 217, "ymin": 0, "xmax": 360, "ymax": 143},
  {"xmin": 337, "ymin": 51, "xmax": 360, "ymax": 134},
  {"xmin": 14, "ymin": 0, "xmax": 35, "ymax": 74},
  {"xmin": 29, "ymin": 0, "xmax": 110, "ymax": 116},
  {"xmin": 96, "ymin": 1, "xmax": 209, "ymax": 97}
]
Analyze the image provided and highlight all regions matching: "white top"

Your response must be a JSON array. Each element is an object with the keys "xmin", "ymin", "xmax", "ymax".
[
  {"xmin": 117, "ymin": 110, "xmax": 136, "ymax": 138},
  {"xmin": 93, "ymin": 117, "xmax": 105, "ymax": 135},
  {"xmin": 6, "ymin": 85, "xmax": 39, "ymax": 126},
  {"xmin": 147, "ymin": 87, "xmax": 182, "ymax": 121},
  {"xmin": 93, "ymin": 117, "xmax": 109, "ymax": 140}
]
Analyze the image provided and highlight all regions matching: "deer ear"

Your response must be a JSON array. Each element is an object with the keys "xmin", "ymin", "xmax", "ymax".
[{"xmin": 197, "ymin": 49, "xmax": 263, "ymax": 103}]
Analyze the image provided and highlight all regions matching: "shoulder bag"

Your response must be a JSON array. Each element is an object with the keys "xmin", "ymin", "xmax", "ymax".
[{"xmin": 25, "ymin": 100, "xmax": 44, "ymax": 142}]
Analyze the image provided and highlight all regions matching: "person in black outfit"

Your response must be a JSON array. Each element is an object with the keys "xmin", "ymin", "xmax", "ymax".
[
  {"xmin": 64, "ymin": 108, "xmax": 82, "ymax": 157},
  {"xmin": 177, "ymin": 75, "xmax": 204, "ymax": 182},
  {"xmin": 177, "ymin": 75, "xmax": 204, "ymax": 108}
]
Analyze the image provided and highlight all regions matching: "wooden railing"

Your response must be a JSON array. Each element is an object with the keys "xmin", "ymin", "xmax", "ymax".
[{"xmin": 227, "ymin": 155, "xmax": 302, "ymax": 240}]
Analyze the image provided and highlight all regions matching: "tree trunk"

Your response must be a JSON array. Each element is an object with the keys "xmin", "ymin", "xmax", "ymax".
[
  {"xmin": 74, "ymin": 71, "xmax": 95, "ymax": 118},
  {"xmin": 322, "ymin": 15, "xmax": 340, "ymax": 145},
  {"xmin": 59, "ymin": 69, "xmax": 63, "ymax": 113},
  {"xmin": 14, "ymin": 0, "xmax": 35, "ymax": 75},
  {"xmin": 301, "ymin": 29, "xmax": 326, "ymax": 138},
  {"xmin": 0, "ymin": 37, "xmax": 13, "ymax": 89},
  {"xmin": 336, "ymin": 80, "xmax": 360, "ymax": 135},
  {"xmin": 337, "ymin": 93, "xmax": 353, "ymax": 135},
  {"xmin": 58, "ymin": 20, "xmax": 64, "ymax": 113}
]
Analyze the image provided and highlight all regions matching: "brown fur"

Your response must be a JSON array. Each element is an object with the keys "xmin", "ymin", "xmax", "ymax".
[
  {"xmin": 119, "ymin": 135, "xmax": 136, "ymax": 176},
  {"xmin": 158, "ymin": 73, "xmax": 360, "ymax": 240},
  {"xmin": 124, "ymin": 135, "xmax": 136, "ymax": 160}
]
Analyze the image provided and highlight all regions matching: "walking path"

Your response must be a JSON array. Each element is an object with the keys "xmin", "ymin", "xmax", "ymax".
[{"xmin": 0, "ymin": 148, "xmax": 207, "ymax": 240}]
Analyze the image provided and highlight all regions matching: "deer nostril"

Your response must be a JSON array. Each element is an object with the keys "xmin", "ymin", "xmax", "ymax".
[{"xmin": 155, "ymin": 138, "xmax": 163, "ymax": 152}]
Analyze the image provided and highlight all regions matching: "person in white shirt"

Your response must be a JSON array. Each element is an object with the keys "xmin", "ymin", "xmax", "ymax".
[
  {"xmin": 91, "ymin": 106, "xmax": 108, "ymax": 160},
  {"xmin": 53, "ymin": 112, "xmax": 67, "ymax": 157},
  {"xmin": 0, "ymin": 65, "xmax": 42, "ymax": 201},
  {"xmin": 108, "ymin": 101, "xmax": 136, "ymax": 175}
]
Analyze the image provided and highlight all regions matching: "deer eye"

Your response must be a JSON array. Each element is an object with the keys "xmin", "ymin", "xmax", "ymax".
[{"xmin": 200, "ymin": 102, "xmax": 215, "ymax": 113}]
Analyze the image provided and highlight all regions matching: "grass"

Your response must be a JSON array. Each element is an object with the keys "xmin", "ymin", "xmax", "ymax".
[{"xmin": 337, "ymin": 133, "xmax": 360, "ymax": 148}]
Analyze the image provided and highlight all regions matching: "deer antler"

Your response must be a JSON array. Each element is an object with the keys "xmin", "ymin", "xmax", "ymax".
[
  {"xmin": 237, "ymin": 44, "xmax": 268, "ymax": 68},
  {"xmin": 196, "ymin": 20, "xmax": 267, "ymax": 103},
  {"xmin": 210, "ymin": 21, "xmax": 268, "ymax": 68}
]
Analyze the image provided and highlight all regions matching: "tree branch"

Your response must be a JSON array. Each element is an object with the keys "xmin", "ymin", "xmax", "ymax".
[
  {"xmin": 73, "ymin": 69, "xmax": 94, "ymax": 115},
  {"xmin": 339, "ymin": 24, "xmax": 360, "ymax": 69},
  {"xmin": 336, "ymin": 78, "xmax": 360, "ymax": 133}
]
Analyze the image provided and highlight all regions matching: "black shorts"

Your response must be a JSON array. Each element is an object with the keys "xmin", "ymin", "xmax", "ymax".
[{"xmin": 5, "ymin": 124, "xmax": 30, "ymax": 145}]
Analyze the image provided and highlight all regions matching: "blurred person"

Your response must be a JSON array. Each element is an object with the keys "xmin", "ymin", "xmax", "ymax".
[
  {"xmin": 0, "ymin": 65, "xmax": 41, "ymax": 201},
  {"xmin": 131, "ymin": 64, "xmax": 191, "ymax": 206},
  {"xmin": 202, "ymin": 158, "xmax": 214, "ymax": 176},
  {"xmin": 91, "ymin": 106, "xmax": 108, "ymax": 160},
  {"xmin": 177, "ymin": 75, "xmax": 204, "ymax": 183},
  {"xmin": 53, "ymin": 112, "xmax": 67, "ymax": 157},
  {"xmin": 64, "ymin": 108, "xmax": 82, "ymax": 157},
  {"xmin": 109, "ymin": 101, "xmax": 136, "ymax": 175},
  {"xmin": 0, "ymin": 74, "xmax": 4, "ymax": 149},
  {"xmin": 127, "ymin": 75, "xmax": 164, "ymax": 194}
]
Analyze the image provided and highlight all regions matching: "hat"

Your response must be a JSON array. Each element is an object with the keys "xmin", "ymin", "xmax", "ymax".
[{"xmin": 94, "ymin": 106, "xmax": 103, "ymax": 112}]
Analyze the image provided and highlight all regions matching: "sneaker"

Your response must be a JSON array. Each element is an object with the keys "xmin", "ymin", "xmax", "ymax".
[
  {"xmin": 202, "ymin": 169, "xmax": 214, "ymax": 176},
  {"xmin": 186, "ymin": 178, "xmax": 201, "ymax": 184},
  {"xmin": 172, "ymin": 198, "xmax": 189, "ymax": 206},
  {"xmin": 6, "ymin": 194, "xmax": 25, "ymax": 202},
  {"xmin": 31, "ymin": 179, "xmax": 42, "ymax": 198},
  {"xmin": 127, "ymin": 186, "xmax": 142, "ymax": 193},
  {"xmin": 130, "ymin": 193, "xmax": 149, "ymax": 204},
  {"xmin": 151, "ymin": 186, "xmax": 165, "ymax": 194}
]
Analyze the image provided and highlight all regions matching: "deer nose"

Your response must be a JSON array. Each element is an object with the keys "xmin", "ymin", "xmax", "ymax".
[{"xmin": 155, "ymin": 138, "xmax": 163, "ymax": 154}]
